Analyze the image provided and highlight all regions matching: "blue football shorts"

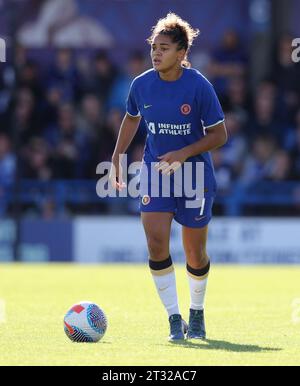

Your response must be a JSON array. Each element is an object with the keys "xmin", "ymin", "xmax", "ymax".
[{"xmin": 138, "ymin": 163, "xmax": 215, "ymax": 228}]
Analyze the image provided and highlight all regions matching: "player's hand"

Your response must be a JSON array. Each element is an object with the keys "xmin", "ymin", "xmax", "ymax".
[
  {"xmin": 155, "ymin": 149, "xmax": 188, "ymax": 175},
  {"xmin": 109, "ymin": 160, "xmax": 126, "ymax": 191}
]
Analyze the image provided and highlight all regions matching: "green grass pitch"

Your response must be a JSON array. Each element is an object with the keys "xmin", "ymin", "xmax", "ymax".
[{"xmin": 0, "ymin": 264, "xmax": 300, "ymax": 366}]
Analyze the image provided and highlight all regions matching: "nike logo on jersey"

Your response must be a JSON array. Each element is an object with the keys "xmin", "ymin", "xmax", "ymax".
[{"xmin": 144, "ymin": 104, "xmax": 152, "ymax": 109}]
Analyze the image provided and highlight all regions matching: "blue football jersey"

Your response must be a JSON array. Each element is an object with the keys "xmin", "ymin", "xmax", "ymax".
[{"xmin": 126, "ymin": 67, "xmax": 225, "ymax": 196}]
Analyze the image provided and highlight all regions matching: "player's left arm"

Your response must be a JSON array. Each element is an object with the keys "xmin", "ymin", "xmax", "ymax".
[
  {"xmin": 180, "ymin": 120, "xmax": 228, "ymax": 157},
  {"xmin": 156, "ymin": 121, "xmax": 227, "ymax": 175}
]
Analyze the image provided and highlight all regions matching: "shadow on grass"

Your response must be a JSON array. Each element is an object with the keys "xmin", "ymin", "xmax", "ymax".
[{"xmin": 164, "ymin": 339, "xmax": 282, "ymax": 353}]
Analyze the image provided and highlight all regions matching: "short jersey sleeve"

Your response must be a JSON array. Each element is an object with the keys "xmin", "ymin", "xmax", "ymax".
[
  {"xmin": 198, "ymin": 78, "xmax": 225, "ymax": 129},
  {"xmin": 126, "ymin": 79, "xmax": 141, "ymax": 117}
]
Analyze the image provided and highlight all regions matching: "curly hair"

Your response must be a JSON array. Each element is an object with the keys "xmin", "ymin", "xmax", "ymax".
[{"xmin": 147, "ymin": 13, "xmax": 200, "ymax": 68}]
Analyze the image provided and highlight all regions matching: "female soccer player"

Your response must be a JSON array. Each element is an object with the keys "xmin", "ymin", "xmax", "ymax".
[{"xmin": 110, "ymin": 13, "xmax": 227, "ymax": 341}]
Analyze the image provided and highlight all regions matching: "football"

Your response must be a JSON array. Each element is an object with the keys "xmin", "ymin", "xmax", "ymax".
[{"xmin": 64, "ymin": 302, "xmax": 108, "ymax": 343}]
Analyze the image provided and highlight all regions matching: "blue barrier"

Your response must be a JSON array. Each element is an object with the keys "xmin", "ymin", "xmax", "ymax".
[
  {"xmin": 0, "ymin": 218, "xmax": 73, "ymax": 262},
  {"xmin": 1, "ymin": 179, "xmax": 300, "ymax": 216}
]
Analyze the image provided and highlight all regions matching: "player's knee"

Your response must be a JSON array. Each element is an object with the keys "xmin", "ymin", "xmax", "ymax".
[
  {"xmin": 147, "ymin": 234, "xmax": 168, "ymax": 261},
  {"xmin": 186, "ymin": 248, "xmax": 209, "ymax": 269}
]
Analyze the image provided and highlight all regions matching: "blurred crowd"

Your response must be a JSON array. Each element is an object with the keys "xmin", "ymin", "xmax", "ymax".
[
  {"xmin": 0, "ymin": 31, "xmax": 300, "ymax": 215},
  {"xmin": 0, "ymin": 47, "xmax": 146, "ymax": 184},
  {"xmin": 210, "ymin": 32, "xmax": 300, "ymax": 194}
]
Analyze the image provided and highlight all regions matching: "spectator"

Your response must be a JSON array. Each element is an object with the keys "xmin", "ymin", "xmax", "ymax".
[
  {"xmin": 14, "ymin": 44, "xmax": 28, "ymax": 74},
  {"xmin": 86, "ymin": 107, "xmax": 126, "ymax": 178},
  {"xmin": 266, "ymin": 150, "xmax": 293, "ymax": 181},
  {"xmin": 0, "ymin": 134, "xmax": 15, "ymax": 216},
  {"xmin": 77, "ymin": 94, "xmax": 104, "ymax": 140},
  {"xmin": 12, "ymin": 88, "xmax": 41, "ymax": 144},
  {"xmin": 211, "ymin": 149, "xmax": 234, "ymax": 194},
  {"xmin": 44, "ymin": 104, "xmax": 91, "ymax": 178},
  {"xmin": 221, "ymin": 111, "xmax": 247, "ymax": 176},
  {"xmin": 246, "ymin": 80, "xmax": 283, "ymax": 142},
  {"xmin": 239, "ymin": 136, "xmax": 278, "ymax": 186},
  {"xmin": 109, "ymin": 51, "xmax": 146, "ymax": 112},
  {"xmin": 47, "ymin": 48, "xmax": 81, "ymax": 103},
  {"xmin": 90, "ymin": 51, "xmax": 119, "ymax": 102},
  {"xmin": 0, "ymin": 133, "xmax": 16, "ymax": 188},
  {"xmin": 16, "ymin": 60, "xmax": 44, "ymax": 101},
  {"xmin": 43, "ymin": 85, "xmax": 63, "ymax": 126},
  {"xmin": 22, "ymin": 137, "xmax": 53, "ymax": 181},
  {"xmin": 209, "ymin": 30, "xmax": 248, "ymax": 96},
  {"xmin": 223, "ymin": 76, "xmax": 250, "ymax": 123}
]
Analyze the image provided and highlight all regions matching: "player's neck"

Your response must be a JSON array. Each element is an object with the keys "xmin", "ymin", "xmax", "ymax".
[{"xmin": 158, "ymin": 66, "xmax": 183, "ymax": 82}]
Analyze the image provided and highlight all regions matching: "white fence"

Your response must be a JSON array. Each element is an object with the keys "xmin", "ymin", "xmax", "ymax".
[{"xmin": 74, "ymin": 217, "xmax": 300, "ymax": 264}]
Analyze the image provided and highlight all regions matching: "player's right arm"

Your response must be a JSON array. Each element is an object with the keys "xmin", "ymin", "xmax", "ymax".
[{"xmin": 110, "ymin": 113, "xmax": 141, "ymax": 191}]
